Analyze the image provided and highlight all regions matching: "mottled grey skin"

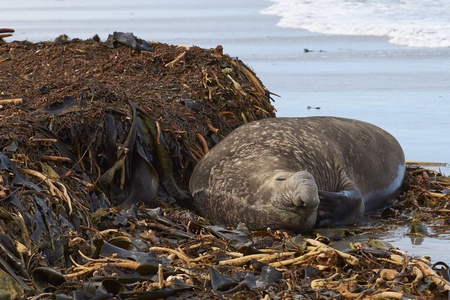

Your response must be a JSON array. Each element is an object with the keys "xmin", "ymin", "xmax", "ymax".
[{"xmin": 189, "ymin": 117, "xmax": 405, "ymax": 233}]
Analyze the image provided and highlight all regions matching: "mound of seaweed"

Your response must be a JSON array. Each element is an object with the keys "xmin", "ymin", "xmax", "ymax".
[
  {"xmin": 1, "ymin": 33, "xmax": 449, "ymax": 299},
  {"xmin": 0, "ymin": 33, "xmax": 276, "ymax": 296}
]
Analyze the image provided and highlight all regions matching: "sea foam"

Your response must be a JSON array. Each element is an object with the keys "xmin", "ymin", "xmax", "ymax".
[{"xmin": 262, "ymin": 0, "xmax": 450, "ymax": 48}]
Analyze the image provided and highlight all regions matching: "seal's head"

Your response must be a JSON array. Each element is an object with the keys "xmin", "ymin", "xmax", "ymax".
[{"xmin": 261, "ymin": 171, "xmax": 320, "ymax": 232}]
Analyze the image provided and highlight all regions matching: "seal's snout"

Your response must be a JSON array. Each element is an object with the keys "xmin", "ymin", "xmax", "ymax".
[
  {"xmin": 293, "ymin": 191, "xmax": 319, "ymax": 208},
  {"xmin": 272, "ymin": 171, "xmax": 319, "ymax": 210},
  {"xmin": 292, "ymin": 183, "xmax": 320, "ymax": 209},
  {"xmin": 288, "ymin": 171, "xmax": 320, "ymax": 209},
  {"xmin": 269, "ymin": 170, "xmax": 319, "ymax": 232}
]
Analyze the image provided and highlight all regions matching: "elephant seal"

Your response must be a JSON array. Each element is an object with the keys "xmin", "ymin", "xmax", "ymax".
[{"xmin": 189, "ymin": 117, "xmax": 405, "ymax": 232}]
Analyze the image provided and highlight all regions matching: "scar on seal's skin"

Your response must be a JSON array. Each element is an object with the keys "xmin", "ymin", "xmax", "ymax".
[{"xmin": 189, "ymin": 117, "xmax": 405, "ymax": 233}]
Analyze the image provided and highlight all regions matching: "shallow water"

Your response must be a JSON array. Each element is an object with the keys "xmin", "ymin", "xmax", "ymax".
[
  {"xmin": 383, "ymin": 234, "xmax": 450, "ymax": 264},
  {"xmin": 248, "ymin": 43, "xmax": 450, "ymax": 175},
  {"xmin": 332, "ymin": 225, "xmax": 450, "ymax": 264}
]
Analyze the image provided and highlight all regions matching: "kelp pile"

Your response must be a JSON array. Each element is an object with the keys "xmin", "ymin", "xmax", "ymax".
[
  {"xmin": 0, "ymin": 33, "xmax": 450, "ymax": 299},
  {"xmin": 0, "ymin": 168, "xmax": 449, "ymax": 299},
  {"xmin": 0, "ymin": 32, "xmax": 275, "ymax": 191}
]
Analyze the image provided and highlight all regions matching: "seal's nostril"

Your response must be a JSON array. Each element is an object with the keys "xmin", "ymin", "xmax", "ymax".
[
  {"xmin": 275, "ymin": 178, "xmax": 286, "ymax": 181},
  {"xmin": 292, "ymin": 197, "xmax": 303, "ymax": 207}
]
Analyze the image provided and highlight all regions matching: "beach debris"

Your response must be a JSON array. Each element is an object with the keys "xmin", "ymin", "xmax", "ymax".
[
  {"xmin": 106, "ymin": 31, "xmax": 153, "ymax": 52},
  {"xmin": 179, "ymin": 98, "xmax": 202, "ymax": 110},
  {"xmin": 0, "ymin": 28, "xmax": 14, "ymax": 40},
  {"xmin": 0, "ymin": 268, "xmax": 25, "ymax": 299},
  {"xmin": 209, "ymin": 267, "xmax": 237, "ymax": 291},
  {"xmin": 54, "ymin": 34, "xmax": 71, "ymax": 45},
  {"xmin": 0, "ymin": 98, "xmax": 22, "ymax": 105},
  {"xmin": 409, "ymin": 218, "xmax": 429, "ymax": 236},
  {"xmin": 303, "ymin": 48, "xmax": 324, "ymax": 53}
]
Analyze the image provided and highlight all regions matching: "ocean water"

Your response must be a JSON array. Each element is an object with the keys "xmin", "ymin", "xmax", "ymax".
[
  {"xmin": 259, "ymin": 0, "xmax": 450, "ymax": 174},
  {"xmin": 262, "ymin": 0, "xmax": 450, "ymax": 48}
]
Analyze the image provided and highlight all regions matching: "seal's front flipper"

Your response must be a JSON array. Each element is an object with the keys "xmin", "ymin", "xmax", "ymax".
[{"xmin": 316, "ymin": 187, "xmax": 364, "ymax": 227}]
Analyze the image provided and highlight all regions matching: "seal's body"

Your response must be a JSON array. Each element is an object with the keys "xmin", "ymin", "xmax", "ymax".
[{"xmin": 189, "ymin": 117, "xmax": 405, "ymax": 232}]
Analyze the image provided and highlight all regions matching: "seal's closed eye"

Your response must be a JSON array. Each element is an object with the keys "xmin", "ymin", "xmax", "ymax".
[{"xmin": 275, "ymin": 178, "xmax": 286, "ymax": 181}]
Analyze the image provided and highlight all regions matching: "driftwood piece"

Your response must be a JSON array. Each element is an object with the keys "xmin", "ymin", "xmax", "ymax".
[
  {"xmin": 0, "ymin": 98, "xmax": 22, "ymax": 104},
  {"xmin": 305, "ymin": 238, "xmax": 359, "ymax": 266}
]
